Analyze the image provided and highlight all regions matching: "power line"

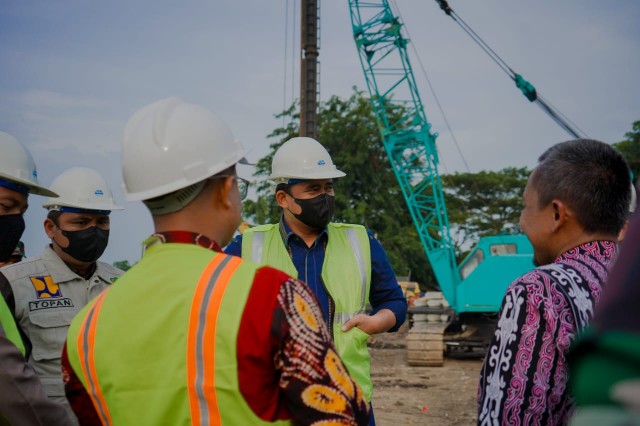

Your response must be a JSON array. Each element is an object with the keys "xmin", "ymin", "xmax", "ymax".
[{"xmin": 391, "ymin": 0, "xmax": 470, "ymax": 173}]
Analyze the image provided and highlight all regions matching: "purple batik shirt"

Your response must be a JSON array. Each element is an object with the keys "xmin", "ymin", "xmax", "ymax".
[{"xmin": 477, "ymin": 241, "xmax": 617, "ymax": 426}]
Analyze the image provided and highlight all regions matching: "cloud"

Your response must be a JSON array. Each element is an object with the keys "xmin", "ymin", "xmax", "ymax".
[
  {"xmin": 21, "ymin": 90, "xmax": 112, "ymax": 110},
  {"xmin": 17, "ymin": 109, "xmax": 123, "ymax": 155}
]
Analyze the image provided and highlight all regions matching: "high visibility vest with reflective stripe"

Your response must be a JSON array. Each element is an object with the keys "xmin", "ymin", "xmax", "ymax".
[
  {"xmin": 0, "ymin": 295, "xmax": 25, "ymax": 355},
  {"xmin": 241, "ymin": 223, "xmax": 373, "ymax": 400},
  {"xmin": 66, "ymin": 244, "xmax": 291, "ymax": 426}
]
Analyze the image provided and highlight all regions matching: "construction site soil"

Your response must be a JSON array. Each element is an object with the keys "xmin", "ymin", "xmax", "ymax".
[{"xmin": 369, "ymin": 324, "xmax": 481, "ymax": 425}]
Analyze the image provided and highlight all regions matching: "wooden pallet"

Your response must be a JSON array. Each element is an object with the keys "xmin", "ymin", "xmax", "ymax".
[{"xmin": 406, "ymin": 323, "xmax": 448, "ymax": 367}]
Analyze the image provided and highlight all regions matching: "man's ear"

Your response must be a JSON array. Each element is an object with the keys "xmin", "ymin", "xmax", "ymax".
[
  {"xmin": 214, "ymin": 176, "xmax": 234, "ymax": 209},
  {"xmin": 275, "ymin": 189, "xmax": 289, "ymax": 209},
  {"xmin": 44, "ymin": 218, "xmax": 56, "ymax": 238},
  {"xmin": 550, "ymin": 199, "xmax": 570, "ymax": 232}
]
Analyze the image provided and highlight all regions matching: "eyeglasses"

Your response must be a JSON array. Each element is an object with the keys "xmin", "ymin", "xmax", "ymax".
[
  {"xmin": 235, "ymin": 177, "xmax": 249, "ymax": 200},
  {"xmin": 209, "ymin": 175, "xmax": 249, "ymax": 200}
]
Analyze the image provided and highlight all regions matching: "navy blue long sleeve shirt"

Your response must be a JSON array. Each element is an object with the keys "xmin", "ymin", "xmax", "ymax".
[{"xmin": 224, "ymin": 218, "xmax": 407, "ymax": 332}]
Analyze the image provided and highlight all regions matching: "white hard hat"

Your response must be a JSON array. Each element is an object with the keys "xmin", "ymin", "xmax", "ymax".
[
  {"xmin": 42, "ymin": 167, "xmax": 123, "ymax": 212},
  {"xmin": 268, "ymin": 137, "xmax": 346, "ymax": 182},
  {"xmin": 0, "ymin": 131, "xmax": 58, "ymax": 197},
  {"xmin": 122, "ymin": 97, "xmax": 247, "ymax": 201}
]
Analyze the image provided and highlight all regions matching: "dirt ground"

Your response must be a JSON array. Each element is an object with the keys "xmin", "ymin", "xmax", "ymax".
[{"xmin": 368, "ymin": 325, "xmax": 482, "ymax": 425}]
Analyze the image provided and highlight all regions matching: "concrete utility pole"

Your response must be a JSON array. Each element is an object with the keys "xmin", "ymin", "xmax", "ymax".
[{"xmin": 300, "ymin": 0, "xmax": 318, "ymax": 139}]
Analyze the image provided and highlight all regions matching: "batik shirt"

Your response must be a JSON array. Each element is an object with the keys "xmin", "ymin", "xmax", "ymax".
[{"xmin": 477, "ymin": 241, "xmax": 617, "ymax": 426}]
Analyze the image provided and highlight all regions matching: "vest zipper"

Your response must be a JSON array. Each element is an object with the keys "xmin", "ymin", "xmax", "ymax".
[
  {"xmin": 302, "ymin": 240, "xmax": 336, "ymax": 339},
  {"xmin": 317, "ymin": 238, "xmax": 336, "ymax": 339},
  {"xmin": 324, "ymin": 279, "xmax": 335, "ymax": 340}
]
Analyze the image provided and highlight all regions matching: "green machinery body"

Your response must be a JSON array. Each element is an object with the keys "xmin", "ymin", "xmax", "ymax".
[{"xmin": 348, "ymin": 1, "xmax": 534, "ymax": 318}]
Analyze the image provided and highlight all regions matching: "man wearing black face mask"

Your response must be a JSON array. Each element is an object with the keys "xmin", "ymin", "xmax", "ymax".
[
  {"xmin": 0, "ymin": 131, "xmax": 72, "ymax": 424},
  {"xmin": 1, "ymin": 166, "xmax": 123, "ymax": 421},
  {"xmin": 225, "ymin": 137, "xmax": 407, "ymax": 426}
]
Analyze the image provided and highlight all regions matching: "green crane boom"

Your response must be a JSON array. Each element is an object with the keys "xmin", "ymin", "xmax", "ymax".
[
  {"xmin": 349, "ymin": 0, "xmax": 460, "ymax": 306},
  {"xmin": 348, "ymin": 0, "xmax": 535, "ymax": 362}
]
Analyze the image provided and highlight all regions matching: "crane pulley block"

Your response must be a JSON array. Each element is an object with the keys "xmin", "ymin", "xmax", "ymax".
[{"xmin": 514, "ymin": 74, "xmax": 538, "ymax": 102}]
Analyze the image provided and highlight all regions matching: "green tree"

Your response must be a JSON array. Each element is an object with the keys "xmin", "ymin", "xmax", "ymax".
[
  {"xmin": 113, "ymin": 260, "xmax": 132, "ymax": 271},
  {"xmin": 613, "ymin": 120, "xmax": 640, "ymax": 180},
  {"xmin": 243, "ymin": 89, "xmax": 435, "ymax": 289},
  {"xmin": 441, "ymin": 167, "xmax": 530, "ymax": 258}
]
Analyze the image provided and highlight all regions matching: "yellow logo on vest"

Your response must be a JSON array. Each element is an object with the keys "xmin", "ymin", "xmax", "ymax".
[{"xmin": 30, "ymin": 276, "xmax": 62, "ymax": 298}]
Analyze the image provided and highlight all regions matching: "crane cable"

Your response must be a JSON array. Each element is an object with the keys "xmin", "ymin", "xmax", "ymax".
[
  {"xmin": 390, "ymin": 0, "xmax": 471, "ymax": 174},
  {"xmin": 434, "ymin": 0, "xmax": 588, "ymax": 139}
]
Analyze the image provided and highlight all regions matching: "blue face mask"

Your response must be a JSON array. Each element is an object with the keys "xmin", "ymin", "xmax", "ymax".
[{"xmin": 0, "ymin": 214, "xmax": 25, "ymax": 261}]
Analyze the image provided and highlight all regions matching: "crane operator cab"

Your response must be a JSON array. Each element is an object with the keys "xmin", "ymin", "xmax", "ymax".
[{"xmin": 457, "ymin": 234, "xmax": 534, "ymax": 312}]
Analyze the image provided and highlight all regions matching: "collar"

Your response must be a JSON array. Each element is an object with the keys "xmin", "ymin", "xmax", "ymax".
[
  {"xmin": 42, "ymin": 245, "xmax": 110, "ymax": 283},
  {"xmin": 556, "ymin": 240, "xmax": 617, "ymax": 263},
  {"xmin": 143, "ymin": 231, "xmax": 222, "ymax": 252},
  {"xmin": 278, "ymin": 215, "xmax": 328, "ymax": 246}
]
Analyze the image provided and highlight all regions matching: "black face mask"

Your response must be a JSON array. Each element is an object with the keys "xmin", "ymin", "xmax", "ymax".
[
  {"xmin": 56, "ymin": 226, "xmax": 109, "ymax": 263},
  {"xmin": 0, "ymin": 214, "xmax": 25, "ymax": 262},
  {"xmin": 290, "ymin": 193, "xmax": 335, "ymax": 230}
]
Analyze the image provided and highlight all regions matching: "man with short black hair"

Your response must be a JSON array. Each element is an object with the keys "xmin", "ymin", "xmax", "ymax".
[
  {"xmin": 478, "ymin": 139, "xmax": 632, "ymax": 425},
  {"xmin": 225, "ymin": 136, "xmax": 407, "ymax": 425}
]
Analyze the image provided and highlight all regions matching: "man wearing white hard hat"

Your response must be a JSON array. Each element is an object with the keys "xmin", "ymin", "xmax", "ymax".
[
  {"xmin": 62, "ymin": 98, "xmax": 369, "ymax": 425},
  {"xmin": 0, "ymin": 131, "xmax": 72, "ymax": 424},
  {"xmin": 1, "ymin": 166, "xmax": 124, "ymax": 421},
  {"xmin": 225, "ymin": 136, "xmax": 407, "ymax": 425}
]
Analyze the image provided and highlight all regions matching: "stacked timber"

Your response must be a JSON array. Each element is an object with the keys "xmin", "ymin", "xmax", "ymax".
[{"xmin": 406, "ymin": 292, "xmax": 450, "ymax": 367}]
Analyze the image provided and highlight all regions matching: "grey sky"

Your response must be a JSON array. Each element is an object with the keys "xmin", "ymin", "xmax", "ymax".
[{"xmin": 1, "ymin": 1, "xmax": 638, "ymax": 264}]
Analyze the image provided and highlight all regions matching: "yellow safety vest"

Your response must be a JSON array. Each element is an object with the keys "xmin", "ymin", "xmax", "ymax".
[
  {"xmin": 66, "ymin": 243, "xmax": 291, "ymax": 425},
  {"xmin": 241, "ymin": 223, "xmax": 374, "ymax": 400}
]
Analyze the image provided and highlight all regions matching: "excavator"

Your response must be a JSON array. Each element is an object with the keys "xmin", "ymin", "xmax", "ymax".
[{"xmin": 346, "ymin": 0, "xmax": 586, "ymax": 365}]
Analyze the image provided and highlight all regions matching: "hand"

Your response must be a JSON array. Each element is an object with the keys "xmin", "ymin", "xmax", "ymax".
[
  {"xmin": 340, "ymin": 309, "xmax": 396, "ymax": 335},
  {"xmin": 340, "ymin": 313, "xmax": 377, "ymax": 335}
]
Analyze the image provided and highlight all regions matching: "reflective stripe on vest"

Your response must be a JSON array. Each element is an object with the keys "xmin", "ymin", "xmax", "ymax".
[
  {"xmin": 77, "ymin": 291, "xmax": 112, "ymax": 426},
  {"xmin": 251, "ymin": 231, "xmax": 265, "ymax": 264},
  {"xmin": 187, "ymin": 254, "xmax": 241, "ymax": 426},
  {"xmin": 340, "ymin": 227, "xmax": 367, "ymax": 320}
]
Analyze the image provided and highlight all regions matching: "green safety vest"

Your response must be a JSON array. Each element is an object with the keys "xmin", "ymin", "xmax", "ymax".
[
  {"xmin": 241, "ymin": 223, "xmax": 373, "ymax": 400},
  {"xmin": 0, "ymin": 295, "xmax": 25, "ymax": 355},
  {"xmin": 66, "ymin": 243, "xmax": 291, "ymax": 425}
]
